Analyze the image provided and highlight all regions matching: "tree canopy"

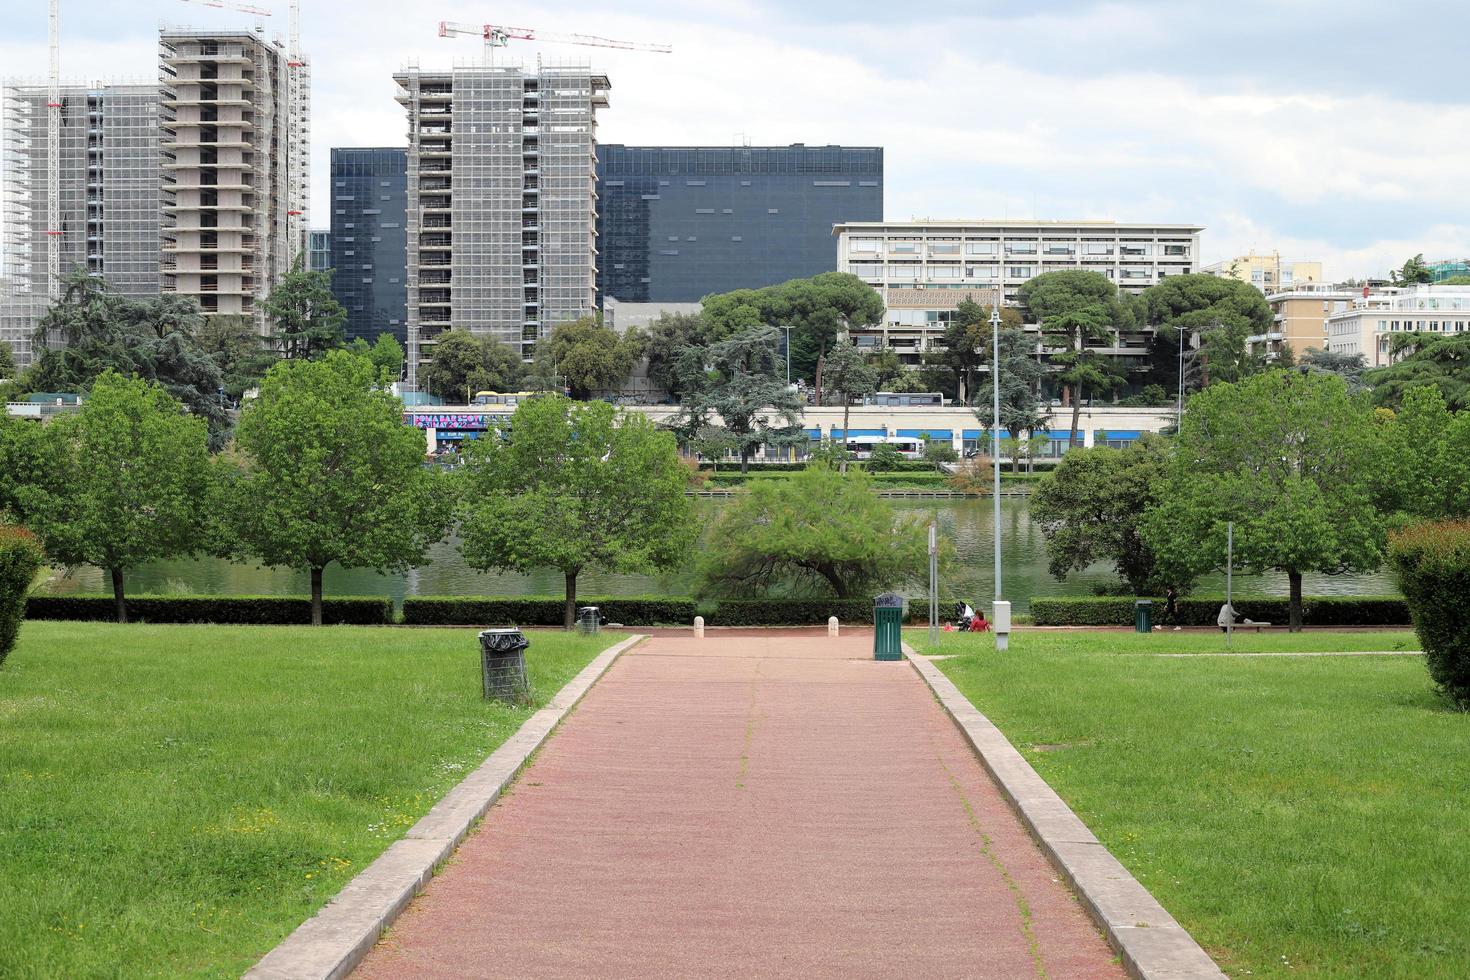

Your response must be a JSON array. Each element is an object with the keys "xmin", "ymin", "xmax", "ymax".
[
  {"xmin": 1020, "ymin": 270, "xmax": 1126, "ymax": 445},
  {"xmin": 263, "ymin": 260, "xmax": 347, "ymax": 360},
  {"xmin": 671, "ymin": 326, "xmax": 804, "ymax": 472},
  {"xmin": 230, "ymin": 350, "xmax": 449, "ymax": 624},
  {"xmin": 1143, "ymin": 370, "xmax": 1386, "ymax": 630},
  {"xmin": 538, "ymin": 316, "xmax": 640, "ymax": 400},
  {"xmin": 1365, "ymin": 332, "xmax": 1470, "ymax": 411},
  {"xmin": 1138, "ymin": 273, "xmax": 1272, "ymax": 386},
  {"xmin": 195, "ymin": 314, "xmax": 278, "ymax": 403},
  {"xmin": 696, "ymin": 465, "xmax": 933, "ymax": 599},
  {"xmin": 971, "ymin": 324, "xmax": 1048, "ymax": 468},
  {"xmin": 1032, "ymin": 437, "xmax": 1172, "ymax": 595},
  {"xmin": 822, "ymin": 338, "xmax": 877, "ymax": 473},
  {"xmin": 24, "ymin": 372, "xmax": 213, "ymax": 623},
  {"xmin": 22, "ymin": 270, "xmax": 230, "ymax": 446},
  {"xmin": 419, "ymin": 329, "xmax": 524, "ymax": 401},
  {"xmin": 458, "ymin": 395, "xmax": 696, "ymax": 629},
  {"xmin": 925, "ymin": 299, "xmax": 1025, "ymax": 404},
  {"xmin": 1390, "ymin": 253, "xmax": 1433, "ymax": 287}
]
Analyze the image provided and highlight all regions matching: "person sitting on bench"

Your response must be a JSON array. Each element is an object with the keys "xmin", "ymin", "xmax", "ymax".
[{"xmin": 1218, "ymin": 602, "xmax": 1238, "ymax": 633}]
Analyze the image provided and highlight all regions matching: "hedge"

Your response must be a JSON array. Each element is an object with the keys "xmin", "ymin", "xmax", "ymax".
[
  {"xmin": 0, "ymin": 527, "xmax": 46, "ymax": 664},
  {"xmin": 1390, "ymin": 521, "xmax": 1470, "ymax": 706},
  {"xmin": 402, "ymin": 595, "xmax": 697, "ymax": 626},
  {"xmin": 1029, "ymin": 595, "xmax": 1410, "ymax": 627},
  {"xmin": 24, "ymin": 594, "xmax": 393, "ymax": 626},
  {"xmin": 698, "ymin": 598, "xmax": 963, "ymax": 626}
]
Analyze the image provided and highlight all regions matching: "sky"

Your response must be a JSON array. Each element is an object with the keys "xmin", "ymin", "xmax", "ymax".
[{"xmin": 3, "ymin": 0, "xmax": 1468, "ymax": 280}]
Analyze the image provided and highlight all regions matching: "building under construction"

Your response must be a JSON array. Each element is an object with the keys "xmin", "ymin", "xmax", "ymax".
[
  {"xmin": 2, "ymin": 82, "xmax": 162, "ymax": 367},
  {"xmin": 393, "ymin": 63, "xmax": 608, "ymax": 387},
  {"xmin": 159, "ymin": 28, "xmax": 307, "ymax": 332}
]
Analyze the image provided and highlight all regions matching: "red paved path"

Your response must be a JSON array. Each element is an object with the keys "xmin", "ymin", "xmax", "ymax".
[{"xmin": 356, "ymin": 634, "xmax": 1123, "ymax": 978}]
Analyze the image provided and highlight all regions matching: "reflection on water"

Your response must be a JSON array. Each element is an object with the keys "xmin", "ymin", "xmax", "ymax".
[{"xmin": 44, "ymin": 497, "xmax": 1397, "ymax": 614}]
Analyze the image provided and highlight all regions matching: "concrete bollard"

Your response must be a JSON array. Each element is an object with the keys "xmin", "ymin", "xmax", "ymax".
[
  {"xmin": 694, "ymin": 615, "xmax": 704, "ymax": 639},
  {"xmin": 828, "ymin": 616, "xmax": 839, "ymax": 637}
]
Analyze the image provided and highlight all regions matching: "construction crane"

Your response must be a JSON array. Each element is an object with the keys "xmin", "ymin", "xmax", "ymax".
[
  {"xmin": 438, "ymin": 21, "xmax": 672, "ymax": 64},
  {"xmin": 46, "ymin": 0, "xmax": 59, "ymax": 301}
]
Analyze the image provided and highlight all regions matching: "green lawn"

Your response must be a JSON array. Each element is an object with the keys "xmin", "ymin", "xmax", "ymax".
[
  {"xmin": 0, "ymin": 621, "xmax": 623, "ymax": 978},
  {"xmin": 911, "ymin": 628, "xmax": 1470, "ymax": 978}
]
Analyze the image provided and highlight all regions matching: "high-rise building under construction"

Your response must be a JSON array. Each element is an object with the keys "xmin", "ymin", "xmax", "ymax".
[
  {"xmin": 393, "ymin": 64, "xmax": 607, "ymax": 387},
  {"xmin": 1, "ymin": 82, "xmax": 161, "ymax": 367},
  {"xmin": 159, "ymin": 29, "xmax": 308, "ymax": 332}
]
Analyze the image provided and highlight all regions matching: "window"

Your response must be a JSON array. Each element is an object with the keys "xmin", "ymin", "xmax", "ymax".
[
  {"xmin": 890, "ymin": 241, "xmax": 919, "ymax": 254},
  {"xmin": 929, "ymin": 265, "xmax": 960, "ymax": 278},
  {"xmin": 1163, "ymin": 244, "xmax": 1189, "ymax": 256},
  {"xmin": 1043, "ymin": 243, "xmax": 1075, "ymax": 255},
  {"xmin": 1005, "ymin": 241, "xmax": 1037, "ymax": 255},
  {"xmin": 1083, "ymin": 242, "xmax": 1113, "ymax": 255},
  {"xmin": 928, "ymin": 243, "xmax": 960, "ymax": 255},
  {"xmin": 850, "ymin": 239, "xmax": 881, "ymax": 253},
  {"xmin": 965, "ymin": 241, "xmax": 998, "ymax": 255}
]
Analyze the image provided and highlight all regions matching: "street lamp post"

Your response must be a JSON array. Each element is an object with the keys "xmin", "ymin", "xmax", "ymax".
[{"xmin": 990, "ymin": 301, "xmax": 1010, "ymax": 651}]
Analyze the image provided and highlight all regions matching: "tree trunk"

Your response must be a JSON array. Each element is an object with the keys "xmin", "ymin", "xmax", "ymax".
[
  {"xmin": 840, "ymin": 401, "xmax": 851, "ymax": 474},
  {"xmin": 110, "ymin": 566, "xmax": 128, "ymax": 625},
  {"xmin": 1288, "ymin": 569, "xmax": 1303, "ymax": 633},
  {"xmin": 740, "ymin": 445, "xmax": 750, "ymax": 475},
  {"xmin": 310, "ymin": 565, "xmax": 324, "ymax": 627},
  {"xmin": 564, "ymin": 570, "xmax": 578, "ymax": 631},
  {"xmin": 1069, "ymin": 392, "xmax": 1083, "ymax": 449},
  {"xmin": 1010, "ymin": 429, "xmax": 1022, "ymax": 473},
  {"xmin": 814, "ymin": 346, "xmax": 826, "ymax": 405}
]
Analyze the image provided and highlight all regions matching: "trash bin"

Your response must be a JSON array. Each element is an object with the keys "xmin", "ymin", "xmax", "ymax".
[
  {"xmin": 577, "ymin": 606, "xmax": 601, "ymax": 635},
  {"xmin": 873, "ymin": 592, "xmax": 906, "ymax": 661},
  {"xmin": 479, "ymin": 628, "xmax": 530, "ymax": 702},
  {"xmin": 1134, "ymin": 599, "xmax": 1153, "ymax": 634}
]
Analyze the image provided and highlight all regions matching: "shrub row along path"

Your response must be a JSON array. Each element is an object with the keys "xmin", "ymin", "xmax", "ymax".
[{"xmin": 355, "ymin": 632, "xmax": 1123, "ymax": 978}]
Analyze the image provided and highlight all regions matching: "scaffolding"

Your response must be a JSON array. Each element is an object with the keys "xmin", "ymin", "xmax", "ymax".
[{"xmin": 394, "ymin": 62, "xmax": 606, "ymax": 386}]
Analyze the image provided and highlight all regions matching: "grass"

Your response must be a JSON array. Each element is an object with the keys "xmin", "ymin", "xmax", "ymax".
[
  {"xmin": 910, "ymin": 628, "xmax": 1470, "ymax": 978},
  {"xmin": 0, "ymin": 621, "xmax": 624, "ymax": 978},
  {"xmin": 916, "ymin": 627, "xmax": 1421, "ymax": 658}
]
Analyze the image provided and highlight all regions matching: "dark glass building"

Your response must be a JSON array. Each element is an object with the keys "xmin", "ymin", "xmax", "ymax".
[
  {"xmin": 330, "ymin": 147, "xmax": 408, "ymax": 344},
  {"xmin": 596, "ymin": 144, "xmax": 883, "ymax": 303}
]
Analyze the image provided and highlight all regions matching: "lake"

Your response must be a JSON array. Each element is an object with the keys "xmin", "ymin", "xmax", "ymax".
[{"xmin": 39, "ymin": 497, "xmax": 1399, "ymax": 613}]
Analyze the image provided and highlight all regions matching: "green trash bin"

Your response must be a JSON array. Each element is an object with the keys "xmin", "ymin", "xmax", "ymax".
[
  {"xmin": 874, "ymin": 592, "xmax": 906, "ymax": 661},
  {"xmin": 1134, "ymin": 599, "xmax": 1153, "ymax": 633}
]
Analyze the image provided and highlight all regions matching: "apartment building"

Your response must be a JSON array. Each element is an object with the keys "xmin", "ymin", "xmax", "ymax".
[
  {"xmin": 597, "ymin": 144, "xmax": 882, "ymax": 302},
  {"xmin": 1254, "ymin": 283, "xmax": 1358, "ymax": 361},
  {"xmin": 1204, "ymin": 252, "xmax": 1322, "ymax": 293},
  {"xmin": 329, "ymin": 147, "xmax": 407, "ymax": 344},
  {"xmin": 394, "ymin": 64, "xmax": 607, "ymax": 387},
  {"xmin": 1326, "ymin": 284, "xmax": 1470, "ymax": 367},
  {"xmin": 158, "ymin": 29, "xmax": 307, "ymax": 332},
  {"xmin": 1, "ymin": 82, "xmax": 161, "ymax": 368},
  {"xmin": 832, "ymin": 219, "xmax": 1202, "ymax": 364}
]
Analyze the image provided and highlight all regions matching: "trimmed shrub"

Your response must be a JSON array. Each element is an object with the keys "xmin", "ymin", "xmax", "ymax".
[
  {"xmin": 0, "ymin": 527, "xmax": 46, "ymax": 665},
  {"xmin": 698, "ymin": 597, "xmax": 964, "ymax": 626},
  {"xmin": 1390, "ymin": 521, "xmax": 1470, "ymax": 707},
  {"xmin": 24, "ymin": 594, "xmax": 392, "ymax": 626},
  {"xmin": 402, "ymin": 595, "xmax": 697, "ymax": 627},
  {"xmin": 1030, "ymin": 595, "xmax": 1410, "ymax": 628}
]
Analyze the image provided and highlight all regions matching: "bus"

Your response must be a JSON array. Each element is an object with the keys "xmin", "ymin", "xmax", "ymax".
[
  {"xmin": 862, "ymin": 392, "xmax": 946, "ymax": 407},
  {"xmin": 842, "ymin": 435, "xmax": 926, "ymax": 459},
  {"xmin": 470, "ymin": 390, "xmax": 546, "ymax": 408}
]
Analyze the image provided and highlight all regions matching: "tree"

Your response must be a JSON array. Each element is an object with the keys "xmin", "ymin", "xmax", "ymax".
[
  {"xmin": 1032, "ymin": 437, "xmax": 1172, "ymax": 595},
  {"xmin": 1020, "ymin": 270, "xmax": 1126, "ymax": 446},
  {"xmin": 1365, "ymin": 333, "xmax": 1470, "ymax": 411},
  {"xmin": 1139, "ymin": 274, "xmax": 1273, "ymax": 387},
  {"xmin": 196, "ymin": 314, "xmax": 278, "ymax": 403},
  {"xmin": 1378, "ymin": 385, "xmax": 1470, "ymax": 520},
  {"xmin": 420, "ymin": 329, "xmax": 523, "ymax": 402},
  {"xmin": 458, "ymin": 395, "xmax": 696, "ymax": 629},
  {"xmin": 674, "ymin": 326, "xmax": 804, "ymax": 473},
  {"xmin": 539, "ymin": 316, "xmax": 639, "ymax": 400},
  {"xmin": 697, "ymin": 465, "xmax": 932, "ymax": 599},
  {"xmin": 972, "ymin": 325, "xmax": 1048, "ymax": 472},
  {"xmin": 264, "ymin": 259, "xmax": 347, "ymax": 360},
  {"xmin": 25, "ymin": 372, "xmax": 212, "ymax": 623},
  {"xmin": 866, "ymin": 346, "xmax": 907, "ymax": 390},
  {"xmin": 701, "ymin": 273, "xmax": 884, "ymax": 402},
  {"xmin": 232, "ymin": 351, "xmax": 450, "ymax": 625},
  {"xmin": 0, "ymin": 341, "xmax": 15, "ymax": 380},
  {"xmin": 922, "ymin": 439, "xmax": 958, "ymax": 471},
  {"xmin": 1143, "ymin": 371, "xmax": 1386, "ymax": 630},
  {"xmin": 1301, "ymin": 347, "xmax": 1367, "ymax": 392},
  {"xmin": 643, "ymin": 311, "xmax": 713, "ymax": 400},
  {"xmin": 24, "ymin": 270, "xmax": 230, "ymax": 446},
  {"xmin": 1390, "ymin": 253, "xmax": 1433, "ymax": 287},
  {"xmin": 926, "ymin": 300, "xmax": 1024, "ymax": 404},
  {"xmin": 822, "ymin": 339, "xmax": 877, "ymax": 474},
  {"xmin": 349, "ymin": 333, "xmax": 405, "ymax": 384},
  {"xmin": 0, "ymin": 413, "xmax": 47, "ymax": 522}
]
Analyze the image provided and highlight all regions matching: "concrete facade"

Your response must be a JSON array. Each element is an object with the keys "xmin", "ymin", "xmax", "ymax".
[
  {"xmin": 1258, "ymin": 283, "xmax": 1358, "ymax": 361},
  {"xmin": 1204, "ymin": 252, "xmax": 1322, "ymax": 293},
  {"xmin": 394, "ymin": 64, "xmax": 608, "ymax": 387},
  {"xmin": 832, "ymin": 219, "xmax": 1202, "ymax": 367},
  {"xmin": 1326, "ymin": 284, "xmax": 1470, "ymax": 367}
]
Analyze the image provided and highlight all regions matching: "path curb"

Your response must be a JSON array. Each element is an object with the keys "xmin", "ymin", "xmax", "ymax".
[
  {"xmin": 904, "ymin": 644, "xmax": 1226, "ymax": 980},
  {"xmin": 244, "ymin": 634, "xmax": 646, "ymax": 980}
]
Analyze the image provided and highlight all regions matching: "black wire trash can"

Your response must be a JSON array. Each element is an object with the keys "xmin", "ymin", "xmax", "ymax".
[{"xmin": 479, "ymin": 628, "xmax": 530, "ymax": 702}]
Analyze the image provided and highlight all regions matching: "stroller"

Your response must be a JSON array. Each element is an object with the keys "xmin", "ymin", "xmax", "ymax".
[{"xmin": 953, "ymin": 601, "xmax": 990, "ymax": 633}]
